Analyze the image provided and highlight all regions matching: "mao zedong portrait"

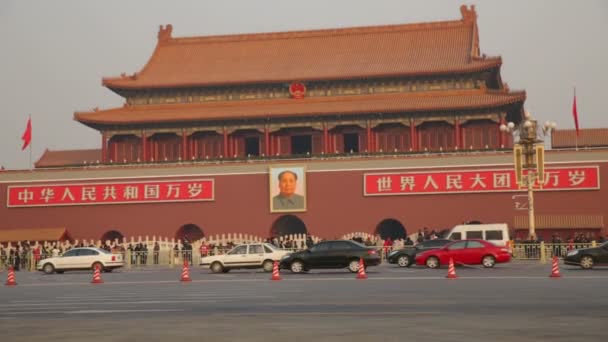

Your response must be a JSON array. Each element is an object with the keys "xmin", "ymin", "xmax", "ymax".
[{"xmin": 272, "ymin": 170, "xmax": 305, "ymax": 211}]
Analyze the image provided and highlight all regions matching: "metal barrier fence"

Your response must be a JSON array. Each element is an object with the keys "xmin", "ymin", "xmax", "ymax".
[{"xmin": 511, "ymin": 242, "xmax": 594, "ymax": 260}]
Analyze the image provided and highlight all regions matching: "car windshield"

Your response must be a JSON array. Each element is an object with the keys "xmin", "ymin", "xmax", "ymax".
[
  {"xmin": 263, "ymin": 243, "xmax": 278, "ymax": 251},
  {"xmin": 95, "ymin": 248, "xmax": 111, "ymax": 254}
]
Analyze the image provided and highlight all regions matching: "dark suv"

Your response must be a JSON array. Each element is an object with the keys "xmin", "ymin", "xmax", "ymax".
[
  {"xmin": 387, "ymin": 239, "xmax": 451, "ymax": 267},
  {"xmin": 280, "ymin": 240, "xmax": 381, "ymax": 273}
]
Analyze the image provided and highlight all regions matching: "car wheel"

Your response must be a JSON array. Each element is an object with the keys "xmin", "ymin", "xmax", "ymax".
[
  {"xmin": 580, "ymin": 256, "xmax": 594, "ymax": 269},
  {"xmin": 397, "ymin": 255, "xmax": 410, "ymax": 268},
  {"xmin": 262, "ymin": 260, "xmax": 274, "ymax": 273},
  {"xmin": 210, "ymin": 262, "xmax": 224, "ymax": 273},
  {"xmin": 482, "ymin": 255, "xmax": 496, "ymax": 268},
  {"xmin": 42, "ymin": 263, "xmax": 55, "ymax": 274},
  {"xmin": 426, "ymin": 256, "xmax": 439, "ymax": 269},
  {"xmin": 290, "ymin": 260, "xmax": 304, "ymax": 273},
  {"xmin": 92, "ymin": 262, "xmax": 103, "ymax": 272},
  {"xmin": 348, "ymin": 259, "xmax": 360, "ymax": 273}
]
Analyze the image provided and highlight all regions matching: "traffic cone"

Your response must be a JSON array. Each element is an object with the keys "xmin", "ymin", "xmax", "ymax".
[
  {"xmin": 271, "ymin": 260, "xmax": 281, "ymax": 281},
  {"xmin": 549, "ymin": 256, "xmax": 561, "ymax": 278},
  {"xmin": 446, "ymin": 258, "xmax": 458, "ymax": 279},
  {"xmin": 356, "ymin": 258, "xmax": 368, "ymax": 279},
  {"xmin": 5, "ymin": 266, "xmax": 17, "ymax": 286},
  {"xmin": 180, "ymin": 259, "xmax": 192, "ymax": 282},
  {"xmin": 91, "ymin": 264, "xmax": 104, "ymax": 284}
]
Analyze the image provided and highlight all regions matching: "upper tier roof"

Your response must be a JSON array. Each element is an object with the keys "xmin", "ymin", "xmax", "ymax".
[
  {"xmin": 102, "ymin": 5, "xmax": 499, "ymax": 91},
  {"xmin": 74, "ymin": 88, "xmax": 525, "ymax": 127}
]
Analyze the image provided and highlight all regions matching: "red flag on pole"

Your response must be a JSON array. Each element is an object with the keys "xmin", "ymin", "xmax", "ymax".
[
  {"xmin": 572, "ymin": 89, "xmax": 580, "ymax": 136},
  {"xmin": 21, "ymin": 118, "xmax": 32, "ymax": 150}
]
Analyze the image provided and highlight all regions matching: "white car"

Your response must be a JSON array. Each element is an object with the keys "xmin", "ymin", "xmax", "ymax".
[
  {"xmin": 200, "ymin": 243, "xmax": 290, "ymax": 273},
  {"xmin": 37, "ymin": 247, "xmax": 125, "ymax": 274}
]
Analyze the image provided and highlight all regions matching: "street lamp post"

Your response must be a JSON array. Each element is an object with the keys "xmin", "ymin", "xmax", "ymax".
[{"xmin": 500, "ymin": 111, "xmax": 556, "ymax": 240}]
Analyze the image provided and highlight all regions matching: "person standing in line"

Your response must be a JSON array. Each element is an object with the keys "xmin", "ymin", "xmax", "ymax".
[
  {"xmin": 199, "ymin": 242, "xmax": 208, "ymax": 258},
  {"xmin": 142, "ymin": 243, "xmax": 149, "ymax": 265},
  {"xmin": 14, "ymin": 247, "xmax": 21, "ymax": 271},
  {"xmin": 153, "ymin": 242, "xmax": 160, "ymax": 265}
]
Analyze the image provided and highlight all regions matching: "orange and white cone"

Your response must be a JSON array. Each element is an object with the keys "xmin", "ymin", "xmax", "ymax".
[
  {"xmin": 356, "ymin": 258, "xmax": 368, "ymax": 280},
  {"xmin": 180, "ymin": 259, "xmax": 192, "ymax": 282},
  {"xmin": 5, "ymin": 266, "xmax": 17, "ymax": 286},
  {"xmin": 91, "ymin": 264, "xmax": 104, "ymax": 284},
  {"xmin": 271, "ymin": 260, "xmax": 281, "ymax": 281},
  {"xmin": 446, "ymin": 257, "xmax": 458, "ymax": 279},
  {"xmin": 549, "ymin": 256, "xmax": 561, "ymax": 278}
]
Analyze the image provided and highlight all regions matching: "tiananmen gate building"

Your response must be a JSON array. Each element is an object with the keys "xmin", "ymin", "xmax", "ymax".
[{"xmin": 1, "ymin": 5, "xmax": 606, "ymax": 244}]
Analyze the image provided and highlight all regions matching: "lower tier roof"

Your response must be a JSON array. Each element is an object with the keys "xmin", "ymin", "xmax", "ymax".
[{"xmin": 75, "ymin": 89, "xmax": 525, "ymax": 128}]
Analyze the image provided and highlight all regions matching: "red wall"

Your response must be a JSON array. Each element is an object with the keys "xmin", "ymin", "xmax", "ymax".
[{"xmin": 1, "ymin": 160, "xmax": 606, "ymax": 241}]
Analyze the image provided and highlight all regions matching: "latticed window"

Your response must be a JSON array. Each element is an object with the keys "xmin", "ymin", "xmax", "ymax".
[
  {"xmin": 462, "ymin": 120, "xmax": 499, "ymax": 149},
  {"xmin": 418, "ymin": 122, "xmax": 454, "ymax": 151}
]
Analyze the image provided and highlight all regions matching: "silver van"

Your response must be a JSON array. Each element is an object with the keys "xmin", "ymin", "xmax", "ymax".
[{"xmin": 445, "ymin": 223, "xmax": 510, "ymax": 247}]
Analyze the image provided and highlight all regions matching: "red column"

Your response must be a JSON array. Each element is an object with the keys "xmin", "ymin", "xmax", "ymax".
[
  {"xmin": 141, "ymin": 132, "xmax": 147, "ymax": 162},
  {"xmin": 455, "ymin": 119, "xmax": 461, "ymax": 150},
  {"xmin": 276, "ymin": 135, "xmax": 281, "ymax": 156},
  {"xmin": 374, "ymin": 131, "xmax": 378, "ymax": 152},
  {"xmin": 101, "ymin": 132, "xmax": 108, "ymax": 163},
  {"xmin": 223, "ymin": 128, "xmax": 228, "ymax": 157},
  {"xmin": 181, "ymin": 129, "xmax": 188, "ymax": 160},
  {"xmin": 410, "ymin": 119, "xmax": 417, "ymax": 151},
  {"xmin": 264, "ymin": 127, "xmax": 270, "ymax": 156},
  {"xmin": 499, "ymin": 116, "xmax": 506, "ymax": 148},
  {"xmin": 323, "ymin": 124, "xmax": 328, "ymax": 154},
  {"xmin": 189, "ymin": 136, "xmax": 195, "ymax": 160},
  {"xmin": 332, "ymin": 132, "xmax": 337, "ymax": 153},
  {"xmin": 366, "ymin": 122, "xmax": 372, "ymax": 152}
]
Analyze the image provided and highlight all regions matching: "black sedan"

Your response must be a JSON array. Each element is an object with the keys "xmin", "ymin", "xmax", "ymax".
[
  {"xmin": 564, "ymin": 241, "xmax": 608, "ymax": 269},
  {"xmin": 280, "ymin": 240, "xmax": 381, "ymax": 273},
  {"xmin": 387, "ymin": 239, "xmax": 451, "ymax": 267}
]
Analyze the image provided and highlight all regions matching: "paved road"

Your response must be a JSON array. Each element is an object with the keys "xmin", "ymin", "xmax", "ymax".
[{"xmin": 1, "ymin": 262, "xmax": 606, "ymax": 342}]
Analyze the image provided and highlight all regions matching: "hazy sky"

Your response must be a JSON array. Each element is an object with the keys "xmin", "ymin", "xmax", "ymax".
[{"xmin": 1, "ymin": 0, "xmax": 607, "ymax": 169}]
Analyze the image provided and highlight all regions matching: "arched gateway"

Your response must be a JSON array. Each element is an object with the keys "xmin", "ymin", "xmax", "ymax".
[
  {"xmin": 375, "ymin": 219, "xmax": 407, "ymax": 240},
  {"xmin": 100, "ymin": 230, "xmax": 124, "ymax": 243},
  {"xmin": 176, "ymin": 224, "xmax": 205, "ymax": 242},
  {"xmin": 270, "ymin": 215, "xmax": 308, "ymax": 238}
]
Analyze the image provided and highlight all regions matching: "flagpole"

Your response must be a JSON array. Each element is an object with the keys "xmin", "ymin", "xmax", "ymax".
[
  {"xmin": 574, "ymin": 87, "xmax": 578, "ymax": 151},
  {"xmin": 29, "ymin": 114, "xmax": 32, "ymax": 170}
]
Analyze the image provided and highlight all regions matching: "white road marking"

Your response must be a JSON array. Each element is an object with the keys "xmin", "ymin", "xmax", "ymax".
[
  {"xmin": 0, "ymin": 309, "xmax": 186, "ymax": 316},
  {"xmin": 9, "ymin": 295, "xmax": 271, "ymax": 304},
  {"xmin": 0, "ymin": 299, "xmax": 234, "ymax": 307},
  {"xmin": 64, "ymin": 309, "xmax": 185, "ymax": 314},
  {"xmin": 205, "ymin": 311, "xmax": 442, "ymax": 316}
]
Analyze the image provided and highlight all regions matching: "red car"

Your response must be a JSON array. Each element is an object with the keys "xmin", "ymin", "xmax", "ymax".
[{"xmin": 415, "ymin": 239, "xmax": 511, "ymax": 268}]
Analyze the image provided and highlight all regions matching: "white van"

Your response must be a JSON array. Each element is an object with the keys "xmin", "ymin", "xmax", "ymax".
[{"xmin": 445, "ymin": 223, "xmax": 510, "ymax": 247}]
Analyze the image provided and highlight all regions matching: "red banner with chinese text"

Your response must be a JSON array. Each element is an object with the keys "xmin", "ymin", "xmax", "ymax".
[
  {"xmin": 364, "ymin": 166, "xmax": 599, "ymax": 196},
  {"xmin": 7, "ymin": 179, "xmax": 214, "ymax": 207}
]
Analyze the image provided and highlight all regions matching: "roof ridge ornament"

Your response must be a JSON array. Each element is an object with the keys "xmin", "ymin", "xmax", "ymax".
[
  {"xmin": 460, "ymin": 5, "xmax": 477, "ymax": 23},
  {"xmin": 158, "ymin": 24, "xmax": 173, "ymax": 44}
]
